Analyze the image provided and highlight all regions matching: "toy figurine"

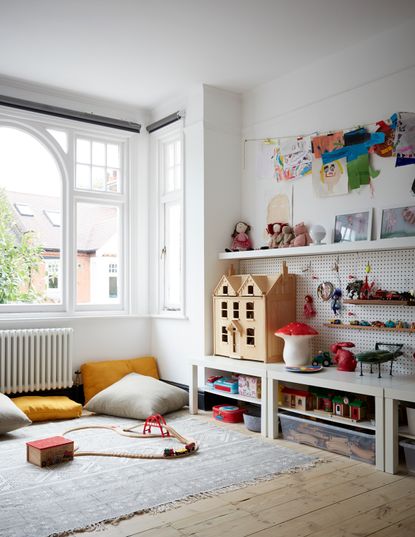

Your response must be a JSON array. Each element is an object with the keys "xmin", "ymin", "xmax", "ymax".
[
  {"xmin": 226, "ymin": 222, "xmax": 253, "ymax": 251},
  {"xmin": 359, "ymin": 276, "xmax": 375, "ymax": 300},
  {"xmin": 303, "ymin": 295, "xmax": 316, "ymax": 318},
  {"xmin": 346, "ymin": 279, "xmax": 363, "ymax": 299},
  {"xmin": 331, "ymin": 288, "xmax": 342, "ymax": 315},
  {"xmin": 266, "ymin": 223, "xmax": 284, "ymax": 249},
  {"xmin": 331, "ymin": 342, "xmax": 357, "ymax": 372}
]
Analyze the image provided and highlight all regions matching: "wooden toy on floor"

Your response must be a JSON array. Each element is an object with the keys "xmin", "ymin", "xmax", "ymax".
[{"xmin": 62, "ymin": 414, "xmax": 198, "ymax": 460}]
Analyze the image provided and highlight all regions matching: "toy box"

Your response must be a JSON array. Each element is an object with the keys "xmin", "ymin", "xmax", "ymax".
[
  {"xmin": 279, "ymin": 413, "xmax": 375, "ymax": 465},
  {"xmin": 212, "ymin": 376, "xmax": 239, "ymax": 394},
  {"xmin": 26, "ymin": 436, "xmax": 74, "ymax": 467},
  {"xmin": 213, "ymin": 405, "xmax": 244, "ymax": 423},
  {"xmin": 238, "ymin": 375, "xmax": 261, "ymax": 399}
]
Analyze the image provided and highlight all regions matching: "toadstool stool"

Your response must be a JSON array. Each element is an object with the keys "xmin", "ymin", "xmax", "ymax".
[{"xmin": 275, "ymin": 322, "xmax": 318, "ymax": 367}]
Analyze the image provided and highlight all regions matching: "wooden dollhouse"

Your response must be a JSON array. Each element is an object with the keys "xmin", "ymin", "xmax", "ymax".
[{"xmin": 213, "ymin": 261, "xmax": 296, "ymax": 362}]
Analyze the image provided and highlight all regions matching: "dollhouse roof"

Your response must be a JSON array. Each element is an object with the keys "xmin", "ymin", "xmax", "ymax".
[
  {"xmin": 213, "ymin": 274, "xmax": 244, "ymax": 296},
  {"xmin": 237, "ymin": 274, "xmax": 281, "ymax": 296}
]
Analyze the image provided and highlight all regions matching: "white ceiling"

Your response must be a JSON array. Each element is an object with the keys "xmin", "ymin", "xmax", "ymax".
[{"xmin": 0, "ymin": 0, "xmax": 414, "ymax": 110}]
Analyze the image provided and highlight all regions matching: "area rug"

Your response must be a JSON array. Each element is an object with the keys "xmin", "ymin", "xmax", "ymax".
[{"xmin": 0, "ymin": 414, "xmax": 316, "ymax": 537}]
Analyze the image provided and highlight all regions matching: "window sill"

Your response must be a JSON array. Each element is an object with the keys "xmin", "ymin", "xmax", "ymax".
[
  {"xmin": 149, "ymin": 313, "xmax": 189, "ymax": 321},
  {"xmin": 0, "ymin": 312, "xmax": 148, "ymax": 323}
]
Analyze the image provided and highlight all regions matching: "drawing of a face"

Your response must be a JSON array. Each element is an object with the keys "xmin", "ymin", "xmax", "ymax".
[{"xmin": 320, "ymin": 160, "xmax": 343, "ymax": 192}]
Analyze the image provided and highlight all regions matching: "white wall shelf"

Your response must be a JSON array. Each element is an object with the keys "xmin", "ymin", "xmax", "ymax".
[
  {"xmin": 203, "ymin": 386, "xmax": 260, "ymax": 405},
  {"xmin": 219, "ymin": 237, "xmax": 415, "ymax": 261}
]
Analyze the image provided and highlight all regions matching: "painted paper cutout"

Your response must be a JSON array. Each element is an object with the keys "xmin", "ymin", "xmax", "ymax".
[
  {"xmin": 255, "ymin": 141, "xmax": 278, "ymax": 180},
  {"xmin": 374, "ymin": 117, "xmax": 396, "ymax": 157},
  {"xmin": 275, "ymin": 137, "xmax": 312, "ymax": 181},
  {"xmin": 394, "ymin": 112, "xmax": 415, "ymax": 167},
  {"xmin": 312, "ymin": 157, "xmax": 349, "ymax": 197},
  {"xmin": 267, "ymin": 183, "xmax": 292, "ymax": 225},
  {"xmin": 311, "ymin": 132, "xmax": 344, "ymax": 158},
  {"xmin": 321, "ymin": 131, "xmax": 385, "ymax": 190}
]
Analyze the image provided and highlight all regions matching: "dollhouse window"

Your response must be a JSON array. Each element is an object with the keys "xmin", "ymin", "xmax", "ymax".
[
  {"xmin": 247, "ymin": 285, "xmax": 254, "ymax": 295},
  {"xmin": 233, "ymin": 302, "xmax": 239, "ymax": 319},
  {"xmin": 221, "ymin": 301, "xmax": 228, "ymax": 318},
  {"xmin": 222, "ymin": 285, "xmax": 228, "ymax": 294},
  {"xmin": 221, "ymin": 326, "xmax": 228, "ymax": 343},
  {"xmin": 247, "ymin": 327, "xmax": 255, "ymax": 345},
  {"xmin": 246, "ymin": 302, "xmax": 254, "ymax": 319}
]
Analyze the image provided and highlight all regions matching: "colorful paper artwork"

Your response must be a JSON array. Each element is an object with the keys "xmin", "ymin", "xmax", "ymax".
[
  {"xmin": 311, "ymin": 132, "xmax": 344, "ymax": 158},
  {"xmin": 312, "ymin": 157, "xmax": 349, "ymax": 197},
  {"xmin": 394, "ymin": 112, "xmax": 415, "ymax": 167},
  {"xmin": 255, "ymin": 141, "xmax": 278, "ymax": 181},
  {"xmin": 275, "ymin": 136, "xmax": 312, "ymax": 181},
  {"xmin": 374, "ymin": 117, "xmax": 396, "ymax": 158},
  {"xmin": 321, "ymin": 130, "xmax": 385, "ymax": 190}
]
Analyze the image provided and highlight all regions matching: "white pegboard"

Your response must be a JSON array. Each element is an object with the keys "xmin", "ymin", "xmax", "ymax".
[{"xmin": 240, "ymin": 248, "xmax": 415, "ymax": 376}]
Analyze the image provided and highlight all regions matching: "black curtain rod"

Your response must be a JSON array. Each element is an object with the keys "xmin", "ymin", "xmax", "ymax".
[
  {"xmin": 0, "ymin": 95, "xmax": 141, "ymax": 133},
  {"xmin": 146, "ymin": 111, "xmax": 183, "ymax": 133}
]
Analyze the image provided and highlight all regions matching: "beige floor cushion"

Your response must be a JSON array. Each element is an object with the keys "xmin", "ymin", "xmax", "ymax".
[
  {"xmin": 0, "ymin": 393, "xmax": 32, "ymax": 434},
  {"xmin": 85, "ymin": 373, "xmax": 188, "ymax": 419}
]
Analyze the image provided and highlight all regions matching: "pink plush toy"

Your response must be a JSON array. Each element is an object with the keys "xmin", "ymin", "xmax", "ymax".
[{"xmin": 290, "ymin": 222, "xmax": 313, "ymax": 247}]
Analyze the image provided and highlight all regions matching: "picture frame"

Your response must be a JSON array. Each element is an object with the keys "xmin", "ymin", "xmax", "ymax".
[
  {"xmin": 379, "ymin": 205, "xmax": 415, "ymax": 239},
  {"xmin": 333, "ymin": 209, "xmax": 372, "ymax": 243}
]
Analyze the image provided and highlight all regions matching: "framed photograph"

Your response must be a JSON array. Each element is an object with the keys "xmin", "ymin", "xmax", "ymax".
[
  {"xmin": 333, "ymin": 210, "xmax": 372, "ymax": 243},
  {"xmin": 380, "ymin": 205, "xmax": 415, "ymax": 239}
]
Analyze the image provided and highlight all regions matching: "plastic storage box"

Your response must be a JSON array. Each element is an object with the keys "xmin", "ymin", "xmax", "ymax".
[
  {"xmin": 243, "ymin": 410, "xmax": 261, "ymax": 432},
  {"xmin": 279, "ymin": 413, "xmax": 375, "ymax": 465},
  {"xmin": 399, "ymin": 439, "xmax": 415, "ymax": 475}
]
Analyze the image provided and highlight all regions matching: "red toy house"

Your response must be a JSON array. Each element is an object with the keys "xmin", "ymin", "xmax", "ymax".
[
  {"xmin": 282, "ymin": 387, "xmax": 313, "ymax": 411},
  {"xmin": 350, "ymin": 399, "xmax": 367, "ymax": 421}
]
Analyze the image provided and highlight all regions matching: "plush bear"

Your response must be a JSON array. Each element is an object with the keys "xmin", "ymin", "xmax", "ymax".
[
  {"xmin": 290, "ymin": 222, "xmax": 313, "ymax": 247},
  {"xmin": 279, "ymin": 225, "xmax": 295, "ymax": 247},
  {"xmin": 267, "ymin": 223, "xmax": 283, "ymax": 249}
]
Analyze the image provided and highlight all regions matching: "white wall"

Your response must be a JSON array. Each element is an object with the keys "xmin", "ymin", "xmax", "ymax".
[
  {"xmin": 242, "ymin": 19, "xmax": 415, "ymax": 247},
  {"xmin": 0, "ymin": 77, "xmax": 152, "ymax": 370},
  {"xmin": 149, "ymin": 85, "xmax": 241, "ymax": 383}
]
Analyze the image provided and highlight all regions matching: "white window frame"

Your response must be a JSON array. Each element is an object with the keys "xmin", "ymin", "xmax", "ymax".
[
  {"xmin": 0, "ymin": 106, "xmax": 134, "ymax": 318},
  {"xmin": 152, "ymin": 122, "xmax": 185, "ymax": 316}
]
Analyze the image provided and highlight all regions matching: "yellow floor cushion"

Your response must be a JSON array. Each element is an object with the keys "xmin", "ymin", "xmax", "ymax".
[
  {"xmin": 81, "ymin": 356, "xmax": 159, "ymax": 403},
  {"xmin": 11, "ymin": 396, "xmax": 82, "ymax": 422}
]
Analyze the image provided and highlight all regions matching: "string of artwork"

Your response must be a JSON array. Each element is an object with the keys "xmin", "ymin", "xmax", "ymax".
[{"xmin": 254, "ymin": 112, "xmax": 415, "ymax": 199}]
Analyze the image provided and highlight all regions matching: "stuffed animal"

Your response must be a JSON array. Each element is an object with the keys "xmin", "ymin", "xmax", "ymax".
[
  {"xmin": 227, "ymin": 221, "xmax": 252, "ymax": 251},
  {"xmin": 290, "ymin": 222, "xmax": 313, "ymax": 247},
  {"xmin": 266, "ymin": 223, "xmax": 283, "ymax": 249},
  {"xmin": 279, "ymin": 225, "xmax": 295, "ymax": 247}
]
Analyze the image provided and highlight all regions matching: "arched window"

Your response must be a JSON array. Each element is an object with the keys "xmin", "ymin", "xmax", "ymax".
[
  {"xmin": 0, "ymin": 111, "xmax": 131, "ymax": 316},
  {"xmin": 0, "ymin": 126, "xmax": 62, "ymax": 305}
]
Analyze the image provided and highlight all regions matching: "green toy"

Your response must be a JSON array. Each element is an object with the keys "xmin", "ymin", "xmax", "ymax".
[
  {"xmin": 312, "ymin": 351, "xmax": 332, "ymax": 367},
  {"xmin": 356, "ymin": 342, "xmax": 403, "ymax": 378}
]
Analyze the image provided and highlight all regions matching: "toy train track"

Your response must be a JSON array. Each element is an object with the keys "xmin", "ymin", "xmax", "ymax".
[{"xmin": 63, "ymin": 416, "xmax": 198, "ymax": 460}]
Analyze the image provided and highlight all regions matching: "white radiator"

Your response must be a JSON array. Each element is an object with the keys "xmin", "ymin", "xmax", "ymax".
[{"xmin": 0, "ymin": 328, "xmax": 73, "ymax": 394}]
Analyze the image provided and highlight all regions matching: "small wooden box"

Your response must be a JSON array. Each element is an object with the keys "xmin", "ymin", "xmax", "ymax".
[
  {"xmin": 238, "ymin": 375, "xmax": 261, "ymax": 399},
  {"xmin": 26, "ymin": 436, "xmax": 74, "ymax": 467}
]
